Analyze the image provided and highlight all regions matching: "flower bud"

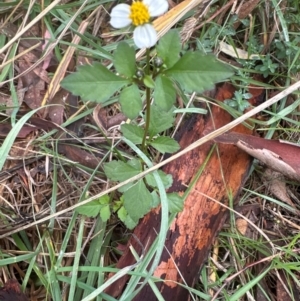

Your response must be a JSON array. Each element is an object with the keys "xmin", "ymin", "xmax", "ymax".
[
  {"xmin": 154, "ymin": 57, "xmax": 164, "ymax": 67},
  {"xmin": 136, "ymin": 69, "xmax": 144, "ymax": 79}
]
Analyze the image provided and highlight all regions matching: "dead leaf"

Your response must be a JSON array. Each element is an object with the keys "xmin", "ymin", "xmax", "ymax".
[
  {"xmin": 262, "ymin": 168, "xmax": 298, "ymax": 213},
  {"xmin": 213, "ymin": 132, "xmax": 300, "ymax": 181},
  {"xmin": 0, "ymin": 123, "xmax": 36, "ymax": 138},
  {"xmin": 29, "ymin": 117, "xmax": 60, "ymax": 131},
  {"xmin": 277, "ymin": 270, "xmax": 299, "ymax": 301},
  {"xmin": 236, "ymin": 218, "xmax": 248, "ymax": 235},
  {"xmin": 47, "ymin": 89, "xmax": 69, "ymax": 125},
  {"xmin": 42, "ymin": 29, "xmax": 54, "ymax": 70},
  {"xmin": 12, "ymin": 24, "xmax": 50, "ymax": 114},
  {"xmin": 93, "ymin": 104, "xmax": 127, "ymax": 133},
  {"xmin": 0, "ymin": 279, "xmax": 28, "ymax": 301},
  {"xmin": 58, "ymin": 144, "xmax": 101, "ymax": 170}
]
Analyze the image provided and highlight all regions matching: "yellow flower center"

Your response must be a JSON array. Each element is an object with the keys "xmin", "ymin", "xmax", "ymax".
[{"xmin": 130, "ymin": 1, "xmax": 150, "ymax": 26}]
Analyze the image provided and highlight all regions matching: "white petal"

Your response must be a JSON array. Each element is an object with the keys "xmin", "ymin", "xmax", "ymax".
[
  {"xmin": 110, "ymin": 4, "xmax": 132, "ymax": 28},
  {"xmin": 133, "ymin": 24, "xmax": 157, "ymax": 49},
  {"xmin": 143, "ymin": 0, "xmax": 168, "ymax": 17}
]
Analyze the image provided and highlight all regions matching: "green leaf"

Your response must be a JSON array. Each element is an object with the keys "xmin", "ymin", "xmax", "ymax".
[
  {"xmin": 127, "ymin": 158, "xmax": 142, "ymax": 170},
  {"xmin": 121, "ymin": 123, "xmax": 144, "ymax": 144},
  {"xmin": 151, "ymin": 191, "xmax": 160, "ymax": 207},
  {"xmin": 100, "ymin": 205, "xmax": 111, "ymax": 222},
  {"xmin": 61, "ymin": 63, "xmax": 128, "ymax": 102},
  {"xmin": 76, "ymin": 200, "xmax": 101, "ymax": 217},
  {"xmin": 145, "ymin": 170, "xmax": 173, "ymax": 189},
  {"xmin": 119, "ymin": 84, "xmax": 142, "ymax": 119},
  {"xmin": 113, "ymin": 199, "xmax": 123, "ymax": 212},
  {"xmin": 117, "ymin": 182, "xmax": 136, "ymax": 193},
  {"xmin": 150, "ymin": 136, "xmax": 180, "ymax": 154},
  {"xmin": 156, "ymin": 29, "xmax": 181, "ymax": 68},
  {"xmin": 113, "ymin": 42, "xmax": 136, "ymax": 77},
  {"xmin": 123, "ymin": 180, "xmax": 152, "ymax": 222},
  {"xmin": 148, "ymin": 105, "xmax": 175, "ymax": 137},
  {"xmin": 103, "ymin": 160, "xmax": 141, "ymax": 182},
  {"xmin": 167, "ymin": 193, "xmax": 184, "ymax": 214},
  {"xmin": 143, "ymin": 74, "xmax": 155, "ymax": 88},
  {"xmin": 154, "ymin": 75, "xmax": 176, "ymax": 111},
  {"xmin": 117, "ymin": 206, "xmax": 137, "ymax": 229},
  {"xmin": 165, "ymin": 51, "xmax": 234, "ymax": 93},
  {"xmin": 99, "ymin": 195, "xmax": 110, "ymax": 204}
]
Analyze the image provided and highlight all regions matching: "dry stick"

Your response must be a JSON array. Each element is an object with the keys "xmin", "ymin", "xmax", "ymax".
[{"xmin": 1, "ymin": 80, "xmax": 300, "ymax": 238}]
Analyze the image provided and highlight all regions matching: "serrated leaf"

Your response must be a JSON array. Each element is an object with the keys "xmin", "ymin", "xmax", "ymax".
[
  {"xmin": 123, "ymin": 180, "xmax": 152, "ymax": 222},
  {"xmin": 165, "ymin": 52, "xmax": 234, "ymax": 93},
  {"xmin": 76, "ymin": 200, "xmax": 101, "ymax": 217},
  {"xmin": 154, "ymin": 75, "xmax": 176, "ymax": 111},
  {"xmin": 123, "ymin": 215, "xmax": 137, "ymax": 229},
  {"xmin": 61, "ymin": 63, "xmax": 128, "ymax": 102},
  {"xmin": 127, "ymin": 158, "xmax": 142, "ymax": 170},
  {"xmin": 145, "ymin": 170, "xmax": 173, "ymax": 189},
  {"xmin": 151, "ymin": 191, "xmax": 160, "ymax": 207},
  {"xmin": 117, "ymin": 182, "xmax": 136, "ymax": 193},
  {"xmin": 119, "ymin": 84, "xmax": 142, "ymax": 119},
  {"xmin": 103, "ymin": 160, "xmax": 141, "ymax": 182},
  {"xmin": 149, "ymin": 105, "xmax": 175, "ymax": 137},
  {"xmin": 150, "ymin": 136, "xmax": 180, "ymax": 154},
  {"xmin": 113, "ymin": 199, "xmax": 123, "ymax": 212},
  {"xmin": 118, "ymin": 206, "xmax": 137, "ymax": 229},
  {"xmin": 117, "ymin": 205, "xmax": 127, "ymax": 220},
  {"xmin": 156, "ymin": 29, "xmax": 181, "ymax": 68},
  {"xmin": 121, "ymin": 123, "xmax": 144, "ymax": 144},
  {"xmin": 100, "ymin": 205, "xmax": 111, "ymax": 222},
  {"xmin": 99, "ymin": 195, "xmax": 110, "ymax": 205},
  {"xmin": 167, "ymin": 193, "xmax": 184, "ymax": 213},
  {"xmin": 114, "ymin": 42, "xmax": 136, "ymax": 77}
]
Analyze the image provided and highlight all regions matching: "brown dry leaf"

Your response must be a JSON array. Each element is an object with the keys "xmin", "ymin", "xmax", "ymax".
[
  {"xmin": 235, "ymin": 204, "xmax": 260, "ymax": 238},
  {"xmin": 262, "ymin": 168, "xmax": 298, "ymax": 213},
  {"xmin": 0, "ymin": 279, "xmax": 28, "ymax": 301},
  {"xmin": 235, "ymin": 218, "xmax": 248, "ymax": 235},
  {"xmin": 214, "ymin": 132, "xmax": 300, "ymax": 181},
  {"xmin": 58, "ymin": 144, "xmax": 101, "ymax": 170},
  {"xmin": 93, "ymin": 104, "xmax": 127, "ymax": 132},
  {"xmin": 10, "ymin": 24, "xmax": 51, "ymax": 114},
  {"xmin": 47, "ymin": 89, "xmax": 69, "ymax": 125},
  {"xmin": 277, "ymin": 270, "xmax": 299, "ymax": 301},
  {"xmin": 0, "ymin": 93, "xmax": 10, "ymax": 105},
  {"xmin": 0, "ymin": 123, "xmax": 36, "ymax": 138},
  {"xmin": 0, "ymin": 117, "xmax": 59, "ymax": 138},
  {"xmin": 29, "ymin": 117, "xmax": 60, "ymax": 131}
]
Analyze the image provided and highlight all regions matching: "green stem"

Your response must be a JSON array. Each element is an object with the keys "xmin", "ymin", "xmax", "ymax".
[
  {"xmin": 141, "ymin": 87, "xmax": 151, "ymax": 151},
  {"xmin": 141, "ymin": 48, "xmax": 151, "ymax": 152}
]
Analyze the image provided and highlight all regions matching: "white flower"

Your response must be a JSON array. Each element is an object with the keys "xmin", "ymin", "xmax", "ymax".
[{"xmin": 110, "ymin": 0, "xmax": 168, "ymax": 49}]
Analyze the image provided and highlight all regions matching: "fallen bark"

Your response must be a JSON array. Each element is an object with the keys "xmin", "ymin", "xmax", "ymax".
[{"xmin": 106, "ymin": 84, "xmax": 254, "ymax": 300}]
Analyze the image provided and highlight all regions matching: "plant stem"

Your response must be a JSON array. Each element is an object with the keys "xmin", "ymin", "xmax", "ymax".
[
  {"xmin": 141, "ymin": 87, "xmax": 151, "ymax": 151},
  {"xmin": 141, "ymin": 48, "xmax": 151, "ymax": 152}
]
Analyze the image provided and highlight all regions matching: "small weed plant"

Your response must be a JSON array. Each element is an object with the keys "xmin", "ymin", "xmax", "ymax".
[{"xmin": 61, "ymin": 2, "xmax": 234, "ymax": 228}]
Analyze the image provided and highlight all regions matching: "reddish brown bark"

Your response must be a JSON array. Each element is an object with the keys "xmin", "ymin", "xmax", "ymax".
[{"xmin": 106, "ymin": 84, "xmax": 254, "ymax": 300}]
